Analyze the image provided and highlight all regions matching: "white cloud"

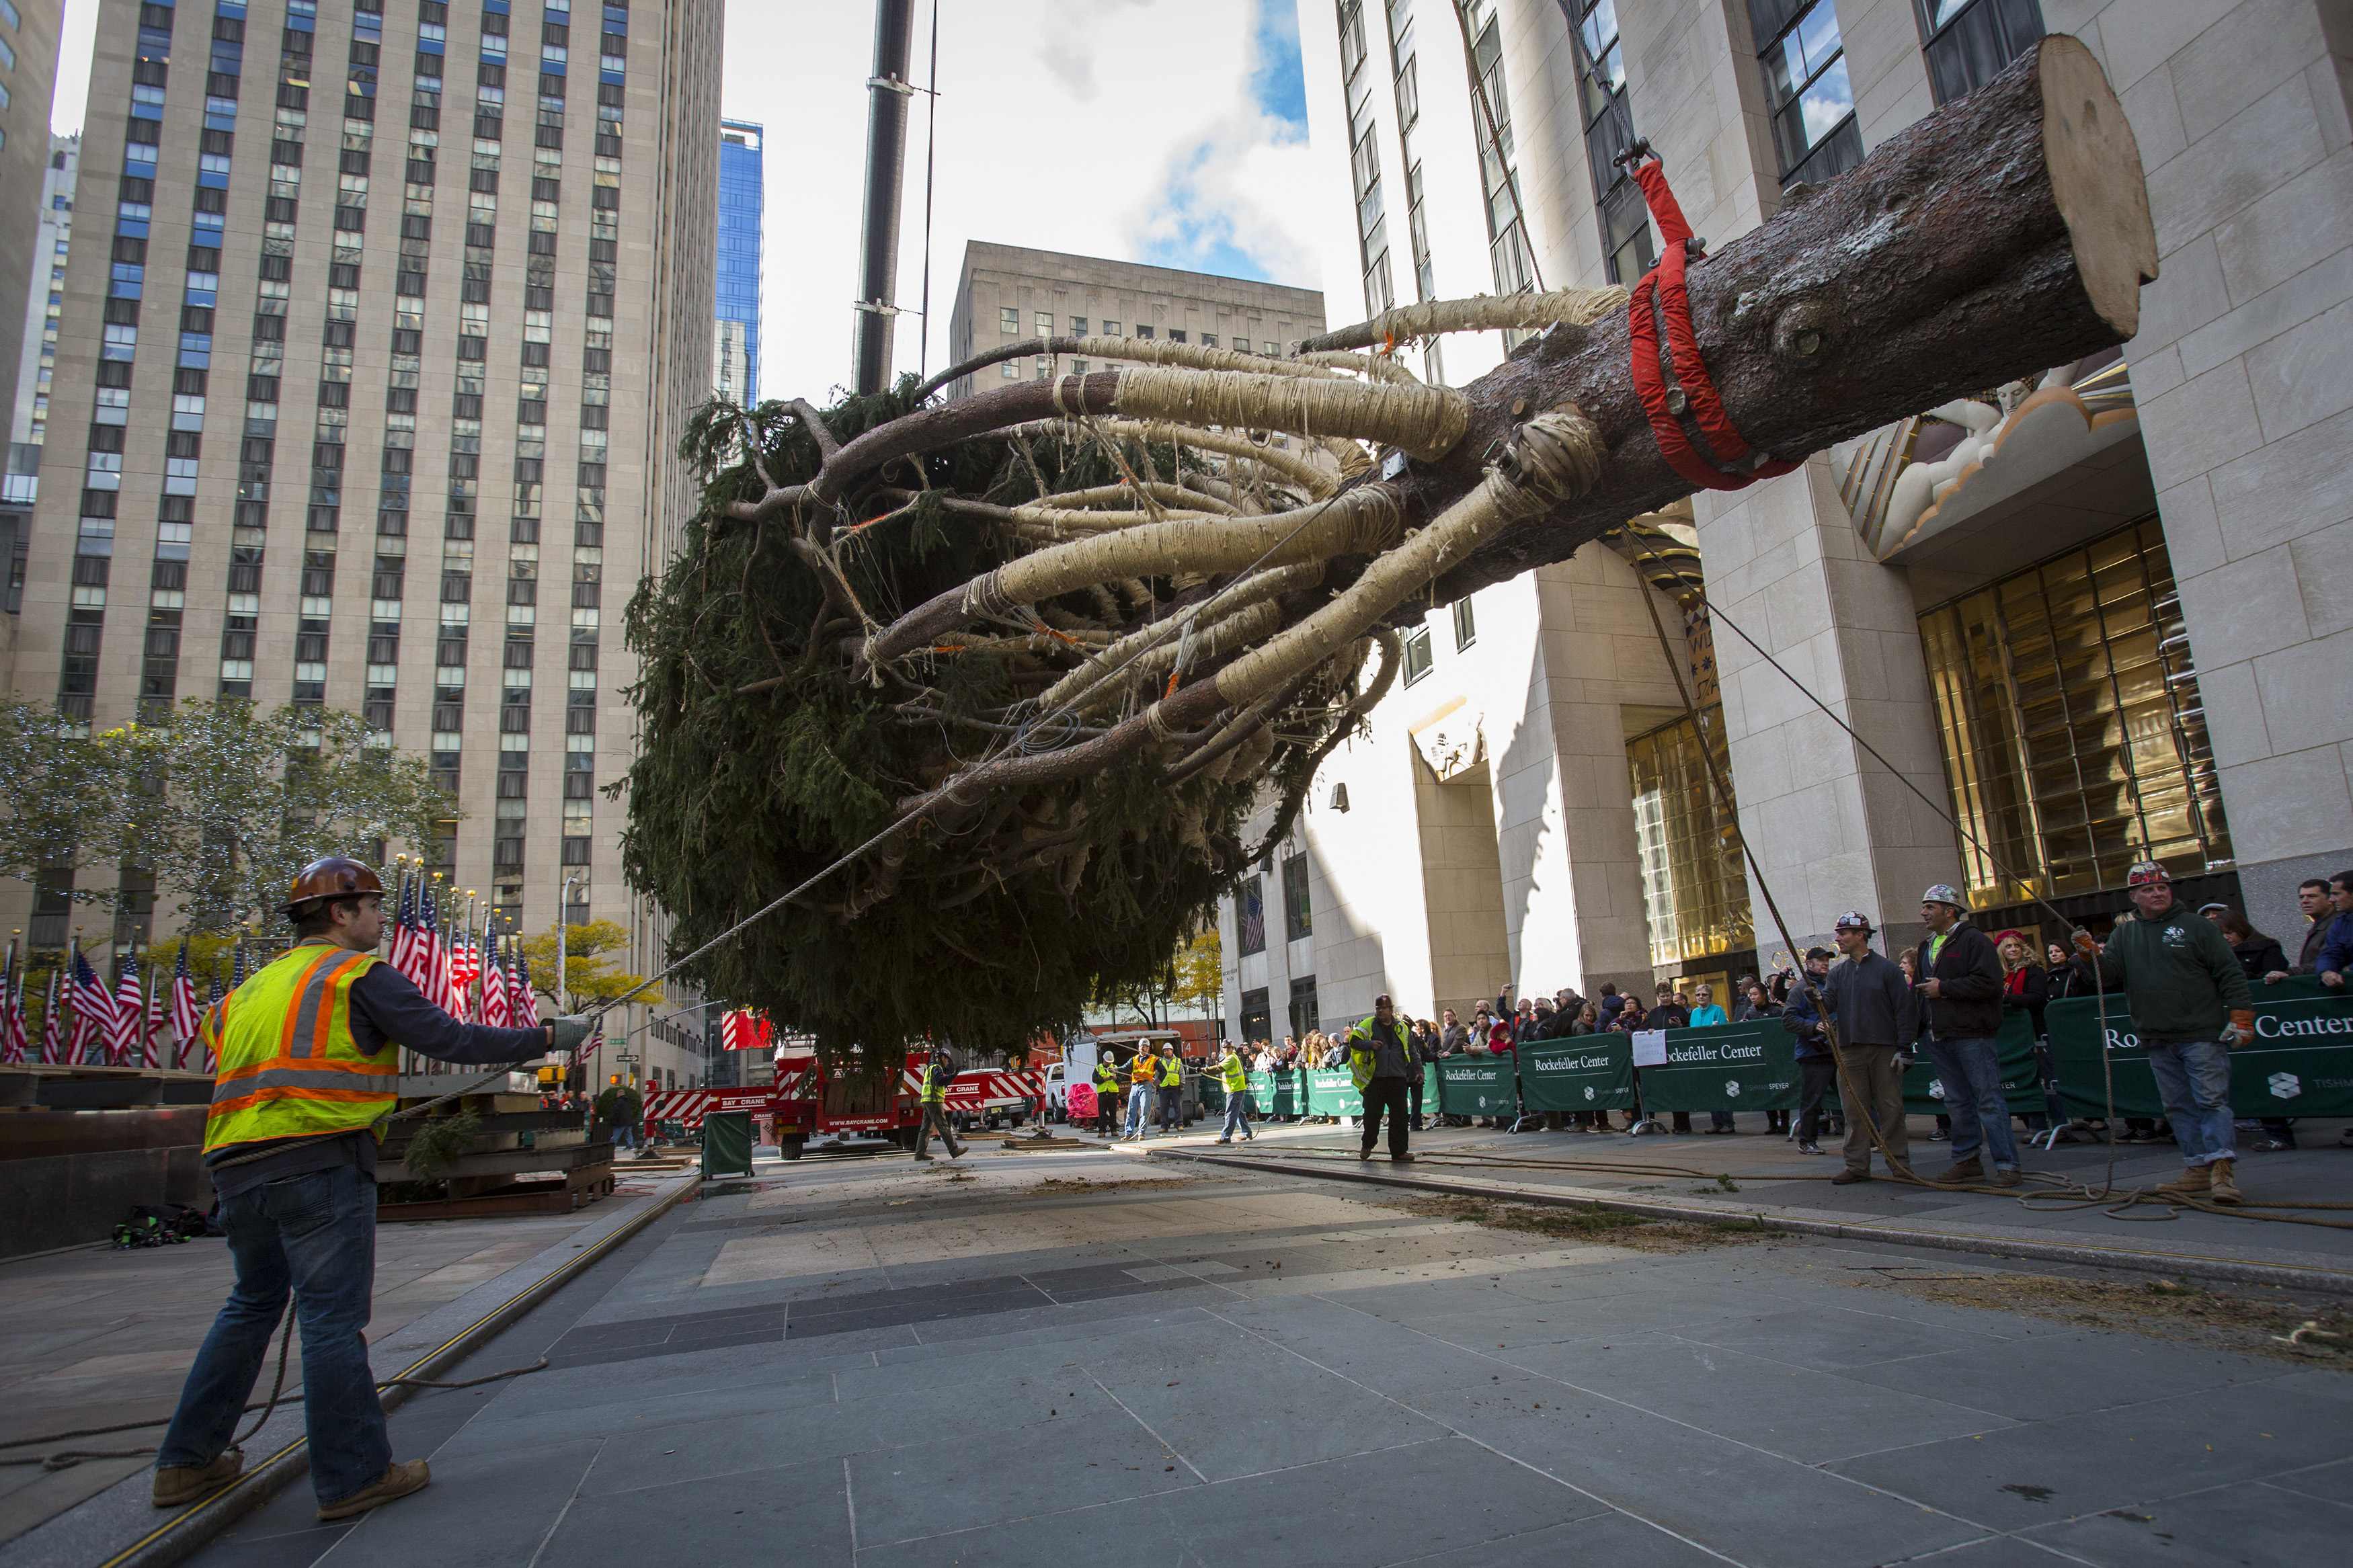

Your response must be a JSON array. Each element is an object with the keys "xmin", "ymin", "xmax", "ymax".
[{"xmin": 727, "ymin": 0, "xmax": 1335, "ymax": 404}]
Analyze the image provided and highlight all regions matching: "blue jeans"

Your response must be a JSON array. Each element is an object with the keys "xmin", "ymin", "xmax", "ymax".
[
  {"xmin": 1221, "ymin": 1091, "xmax": 1254, "ymax": 1139},
  {"xmin": 2146, "ymin": 1040, "xmax": 2236, "ymax": 1165},
  {"xmin": 1125, "ymin": 1084, "xmax": 1154, "ymax": 1137},
  {"xmin": 1927, "ymin": 1036, "xmax": 2020, "ymax": 1171},
  {"xmin": 159, "ymin": 1163, "xmax": 391, "ymax": 1505}
]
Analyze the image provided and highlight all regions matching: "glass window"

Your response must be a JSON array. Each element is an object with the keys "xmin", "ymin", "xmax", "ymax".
[
  {"xmin": 1135, "ymin": 324, "xmax": 1154, "ymax": 339},
  {"xmin": 1627, "ymin": 709, "xmax": 1753, "ymax": 966},
  {"xmin": 1568, "ymin": 0, "xmax": 1651, "ymax": 284},
  {"xmin": 1070, "ymin": 315, "xmax": 1086, "ymax": 335},
  {"xmin": 1287, "ymin": 975, "xmax": 1318, "ymax": 1040},
  {"xmin": 1402, "ymin": 622, "xmax": 1433, "ymax": 684},
  {"xmin": 1451, "ymin": 595, "xmax": 1475, "ymax": 651},
  {"xmin": 1102, "ymin": 319, "xmax": 1121, "ymax": 336},
  {"xmin": 998, "ymin": 305, "xmax": 1017, "ymax": 333},
  {"xmin": 1034, "ymin": 310, "xmax": 1052, "ymax": 337},
  {"xmin": 1750, "ymin": 0, "xmax": 1862, "ymax": 188},
  {"xmin": 1240, "ymin": 986, "xmax": 1271, "ymax": 1044},
  {"xmin": 1915, "ymin": 0, "xmax": 2044, "ymax": 106},
  {"xmin": 1238, "ymin": 874, "xmax": 1267, "ymax": 956},
  {"xmin": 1281, "ymin": 852, "xmax": 1312, "ymax": 941},
  {"xmin": 1919, "ymin": 515, "xmax": 2229, "ymax": 908}
]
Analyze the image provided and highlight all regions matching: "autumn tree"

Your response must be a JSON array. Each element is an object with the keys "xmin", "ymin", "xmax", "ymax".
[{"xmin": 519, "ymin": 919, "xmax": 665, "ymax": 1014}]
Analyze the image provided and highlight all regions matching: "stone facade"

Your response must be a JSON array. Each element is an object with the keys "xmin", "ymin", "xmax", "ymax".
[
  {"xmin": 2, "ymin": 0, "xmax": 723, "ymax": 1092},
  {"xmin": 1222, "ymin": 0, "xmax": 2352, "ymax": 1039}
]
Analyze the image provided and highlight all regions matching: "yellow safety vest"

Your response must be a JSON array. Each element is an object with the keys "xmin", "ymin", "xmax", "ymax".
[
  {"xmin": 1160, "ymin": 1054, "xmax": 1183, "ymax": 1088},
  {"xmin": 1219, "ymin": 1053, "xmax": 1247, "ymax": 1092},
  {"xmin": 920, "ymin": 1062, "xmax": 948, "ymax": 1105},
  {"xmin": 1093, "ymin": 1063, "xmax": 1120, "ymax": 1092},
  {"xmin": 1131, "ymin": 1054, "xmax": 1157, "ymax": 1087},
  {"xmin": 202, "ymin": 943, "xmax": 395, "ymax": 1155},
  {"xmin": 1345, "ymin": 1017, "xmax": 1409, "ymax": 1091}
]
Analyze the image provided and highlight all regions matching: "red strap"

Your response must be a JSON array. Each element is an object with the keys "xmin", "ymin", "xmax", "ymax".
[{"xmin": 1625, "ymin": 159, "xmax": 1796, "ymax": 492}]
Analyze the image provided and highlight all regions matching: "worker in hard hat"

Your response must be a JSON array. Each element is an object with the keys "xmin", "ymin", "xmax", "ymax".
[{"xmin": 153, "ymin": 858, "xmax": 591, "ymax": 1522}]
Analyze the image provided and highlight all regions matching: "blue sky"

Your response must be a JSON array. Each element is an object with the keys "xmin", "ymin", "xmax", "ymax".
[{"xmin": 1138, "ymin": 1, "xmax": 1312, "ymax": 284}]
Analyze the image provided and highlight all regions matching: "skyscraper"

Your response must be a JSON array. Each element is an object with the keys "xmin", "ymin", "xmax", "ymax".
[
  {"xmin": 5, "ymin": 0, "xmax": 721, "ymax": 1026},
  {"xmin": 9, "ymin": 133, "xmax": 77, "ymax": 464},
  {"xmin": 713, "ymin": 115, "xmax": 758, "ymax": 405}
]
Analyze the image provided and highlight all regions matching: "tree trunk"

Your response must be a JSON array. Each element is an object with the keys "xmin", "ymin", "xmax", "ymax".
[{"xmin": 1402, "ymin": 35, "xmax": 2153, "ymax": 602}]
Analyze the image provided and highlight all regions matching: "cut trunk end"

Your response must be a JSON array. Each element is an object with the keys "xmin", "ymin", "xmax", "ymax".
[{"xmin": 2040, "ymin": 34, "xmax": 2159, "ymax": 339}]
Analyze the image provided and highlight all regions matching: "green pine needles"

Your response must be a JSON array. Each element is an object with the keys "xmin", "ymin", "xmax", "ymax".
[{"xmin": 621, "ymin": 382, "xmax": 1355, "ymax": 1068}]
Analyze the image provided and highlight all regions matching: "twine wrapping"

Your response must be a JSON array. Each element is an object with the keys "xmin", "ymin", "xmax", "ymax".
[{"xmin": 1112, "ymin": 367, "xmax": 1471, "ymax": 462}]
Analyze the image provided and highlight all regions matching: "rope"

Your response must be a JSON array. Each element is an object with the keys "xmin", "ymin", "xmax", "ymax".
[
  {"xmin": 1624, "ymin": 157, "xmax": 1797, "ymax": 491},
  {"xmin": 1302, "ymin": 288, "xmax": 1628, "ymax": 354},
  {"xmin": 0, "ymin": 1311, "xmax": 549, "ymax": 1473},
  {"xmin": 1112, "ymin": 366, "xmax": 1471, "ymax": 463}
]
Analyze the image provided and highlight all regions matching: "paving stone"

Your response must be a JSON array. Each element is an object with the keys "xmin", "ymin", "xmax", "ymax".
[
  {"xmin": 1827, "ymin": 1328, "xmax": 2301, "ymax": 1420},
  {"xmin": 540, "ymin": 1454, "xmax": 851, "ymax": 1568},
  {"xmin": 1673, "ymin": 1302, "xmax": 2012, "ymax": 1371},
  {"xmin": 1827, "ymin": 1376, "xmax": 2353, "ymax": 1532},
  {"xmin": 846, "ymin": 1405, "xmax": 1201, "ymax": 1546},
  {"xmin": 320, "ymin": 1436, "xmax": 604, "ymax": 1567},
  {"xmin": 2020, "ymin": 1478, "xmax": 2353, "ymax": 1565},
  {"xmin": 1396, "ymin": 1510, "xmax": 1750, "ymax": 1567}
]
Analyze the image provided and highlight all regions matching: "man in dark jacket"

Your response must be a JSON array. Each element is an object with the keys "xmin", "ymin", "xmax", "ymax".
[
  {"xmin": 1780, "ymin": 950, "xmax": 1836, "ymax": 1153},
  {"xmin": 2276, "ymin": 878, "xmax": 2335, "ymax": 979},
  {"xmin": 2315, "ymin": 871, "xmax": 2353, "ymax": 988},
  {"xmin": 1823, "ymin": 913, "xmax": 1913, "ymax": 1184},
  {"xmin": 2076, "ymin": 862, "xmax": 2256, "ymax": 1203},
  {"xmin": 1915, "ymin": 884, "xmax": 2020, "ymax": 1186}
]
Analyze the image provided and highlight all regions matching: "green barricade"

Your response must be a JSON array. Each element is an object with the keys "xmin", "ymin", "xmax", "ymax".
[
  {"xmin": 1304, "ymin": 1067, "xmax": 1357, "ymax": 1114},
  {"xmin": 1248, "ymin": 1069, "xmax": 1300, "ymax": 1117},
  {"xmin": 1632, "ymin": 1021, "xmax": 1796, "ymax": 1113},
  {"xmin": 1519, "ymin": 1035, "xmax": 1638, "ymax": 1113},
  {"xmin": 1197, "ymin": 1075, "xmax": 1226, "ymax": 1112},
  {"xmin": 1437, "ymin": 1055, "xmax": 1517, "ymax": 1116},
  {"xmin": 1900, "ymin": 1011, "xmax": 2042, "ymax": 1116},
  {"xmin": 700, "ymin": 1110, "xmax": 754, "ymax": 1179},
  {"xmin": 2048, "ymin": 977, "xmax": 2353, "ymax": 1120}
]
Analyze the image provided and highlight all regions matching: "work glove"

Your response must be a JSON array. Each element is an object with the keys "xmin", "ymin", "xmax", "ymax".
[
  {"xmin": 2071, "ymin": 929, "xmax": 2100, "ymax": 958},
  {"xmin": 2222, "ymin": 1009, "xmax": 2256, "ymax": 1049},
  {"xmin": 546, "ymin": 1015, "xmax": 593, "ymax": 1055}
]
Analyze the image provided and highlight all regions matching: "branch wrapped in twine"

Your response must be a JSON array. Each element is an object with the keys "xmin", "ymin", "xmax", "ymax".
[
  {"xmin": 1065, "ymin": 335, "xmax": 1344, "ymax": 379},
  {"xmin": 1109, "ymin": 367, "xmax": 1471, "ymax": 462},
  {"xmin": 1034, "ymin": 562, "xmax": 1324, "ymax": 715},
  {"xmin": 1298, "ymin": 349, "xmax": 1423, "ymax": 386},
  {"xmin": 1298, "ymin": 287, "xmax": 1630, "ymax": 354},
  {"xmin": 1209, "ymin": 407, "xmax": 1604, "ymax": 708},
  {"xmin": 1035, "ymin": 481, "xmax": 1239, "ymax": 517},
  {"xmin": 1006, "ymin": 417, "xmax": 1339, "ymax": 496}
]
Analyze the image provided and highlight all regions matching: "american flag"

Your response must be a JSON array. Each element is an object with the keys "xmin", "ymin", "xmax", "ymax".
[
  {"xmin": 509, "ymin": 937, "xmax": 537, "ymax": 1027},
  {"xmin": 449, "ymin": 933, "xmax": 481, "ymax": 1023},
  {"xmin": 388, "ymin": 871, "xmax": 420, "ymax": 978},
  {"xmin": 108, "ymin": 951, "xmax": 146, "ymax": 1067},
  {"xmin": 37, "ymin": 966, "xmax": 63, "ymax": 1064},
  {"xmin": 144, "ymin": 968, "xmax": 168, "ymax": 1069},
  {"xmin": 479, "ymin": 939, "xmax": 512, "ymax": 1029},
  {"xmin": 423, "ymin": 888, "xmax": 456, "ymax": 1014},
  {"xmin": 204, "ymin": 960, "xmax": 226, "ymax": 1073},
  {"xmin": 68, "ymin": 948, "xmax": 116, "ymax": 1065},
  {"xmin": 169, "ymin": 946, "xmax": 202, "ymax": 1069},
  {"xmin": 0, "ymin": 941, "xmax": 26, "ymax": 1065}
]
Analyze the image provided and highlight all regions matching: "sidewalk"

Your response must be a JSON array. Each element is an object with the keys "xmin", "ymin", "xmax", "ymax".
[
  {"xmin": 0, "ymin": 1170, "xmax": 691, "ymax": 1556},
  {"xmin": 1121, "ymin": 1112, "xmax": 2353, "ymax": 1290}
]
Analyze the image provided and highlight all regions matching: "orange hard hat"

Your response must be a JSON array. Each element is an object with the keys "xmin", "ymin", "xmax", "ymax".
[{"xmin": 284, "ymin": 856, "xmax": 385, "ymax": 915}]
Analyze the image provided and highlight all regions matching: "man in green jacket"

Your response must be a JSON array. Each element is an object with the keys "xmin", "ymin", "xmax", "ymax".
[
  {"xmin": 1345, "ymin": 995, "xmax": 1417, "ymax": 1163},
  {"xmin": 1213, "ymin": 1042, "xmax": 1254, "ymax": 1143},
  {"xmin": 2075, "ymin": 862, "xmax": 2255, "ymax": 1203}
]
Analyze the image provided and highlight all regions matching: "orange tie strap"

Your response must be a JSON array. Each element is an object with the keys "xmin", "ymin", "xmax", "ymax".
[{"xmin": 1626, "ymin": 158, "xmax": 1798, "ymax": 493}]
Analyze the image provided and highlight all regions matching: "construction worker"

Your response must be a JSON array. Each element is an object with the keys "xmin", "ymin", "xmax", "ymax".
[
  {"xmin": 1124, "ymin": 1041, "xmax": 1160, "ymax": 1139},
  {"xmin": 1157, "ymin": 1045, "xmax": 1185, "ymax": 1132},
  {"xmin": 1214, "ymin": 1041, "xmax": 1255, "ymax": 1143},
  {"xmin": 1091, "ymin": 1053, "xmax": 1122, "ymax": 1137},
  {"xmin": 913, "ymin": 1045, "xmax": 964, "ymax": 1161},
  {"xmin": 2074, "ymin": 862, "xmax": 2256, "ymax": 1204},
  {"xmin": 153, "ymin": 858, "xmax": 588, "ymax": 1522},
  {"xmin": 1345, "ymin": 994, "xmax": 1417, "ymax": 1163}
]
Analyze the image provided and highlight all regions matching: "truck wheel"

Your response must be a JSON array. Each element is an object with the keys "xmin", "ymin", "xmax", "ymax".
[{"xmin": 778, "ymin": 1137, "xmax": 804, "ymax": 1161}]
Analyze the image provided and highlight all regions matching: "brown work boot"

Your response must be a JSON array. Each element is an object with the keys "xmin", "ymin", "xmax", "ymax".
[
  {"xmin": 153, "ymin": 1450, "xmax": 241, "ymax": 1507},
  {"xmin": 1831, "ymin": 1169, "xmax": 1870, "ymax": 1186},
  {"xmin": 317, "ymin": 1460, "xmax": 431, "ymax": 1522},
  {"xmin": 2205, "ymin": 1158, "xmax": 2242, "ymax": 1205},
  {"xmin": 2154, "ymin": 1164, "xmax": 2210, "ymax": 1199},
  {"xmin": 1992, "ymin": 1167, "xmax": 2022, "ymax": 1188},
  {"xmin": 1931, "ymin": 1157, "xmax": 1984, "ymax": 1186}
]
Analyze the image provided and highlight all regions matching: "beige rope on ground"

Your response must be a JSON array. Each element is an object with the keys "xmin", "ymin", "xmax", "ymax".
[
  {"xmin": 1210, "ymin": 406, "xmax": 1603, "ymax": 706},
  {"xmin": 1306, "ymin": 287, "xmax": 1630, "ymax": 353},
  {"xmin": 1112, "ymin": 366, "xmax": 1471, "ymax": 462},
  {"xmin": 1035, "ymin": 562, "xmax": 1324, "ymax": 714},
  {"xmin": 986, "ymin": 485, "xmax": 1402, "ymax": 626}
]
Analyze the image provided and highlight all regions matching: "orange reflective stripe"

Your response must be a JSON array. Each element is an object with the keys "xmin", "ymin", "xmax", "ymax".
[
  {"xmin": 278, "ymin": 949, "xmax": 370, "ymax": 1060},
  {"xmin": 214, "ymin": 1053, "xmax": 401, "ymax": 1087},
  {"xmin": 208, "ymin": 1084, "xmax": 402, "ymax": 1120}
]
